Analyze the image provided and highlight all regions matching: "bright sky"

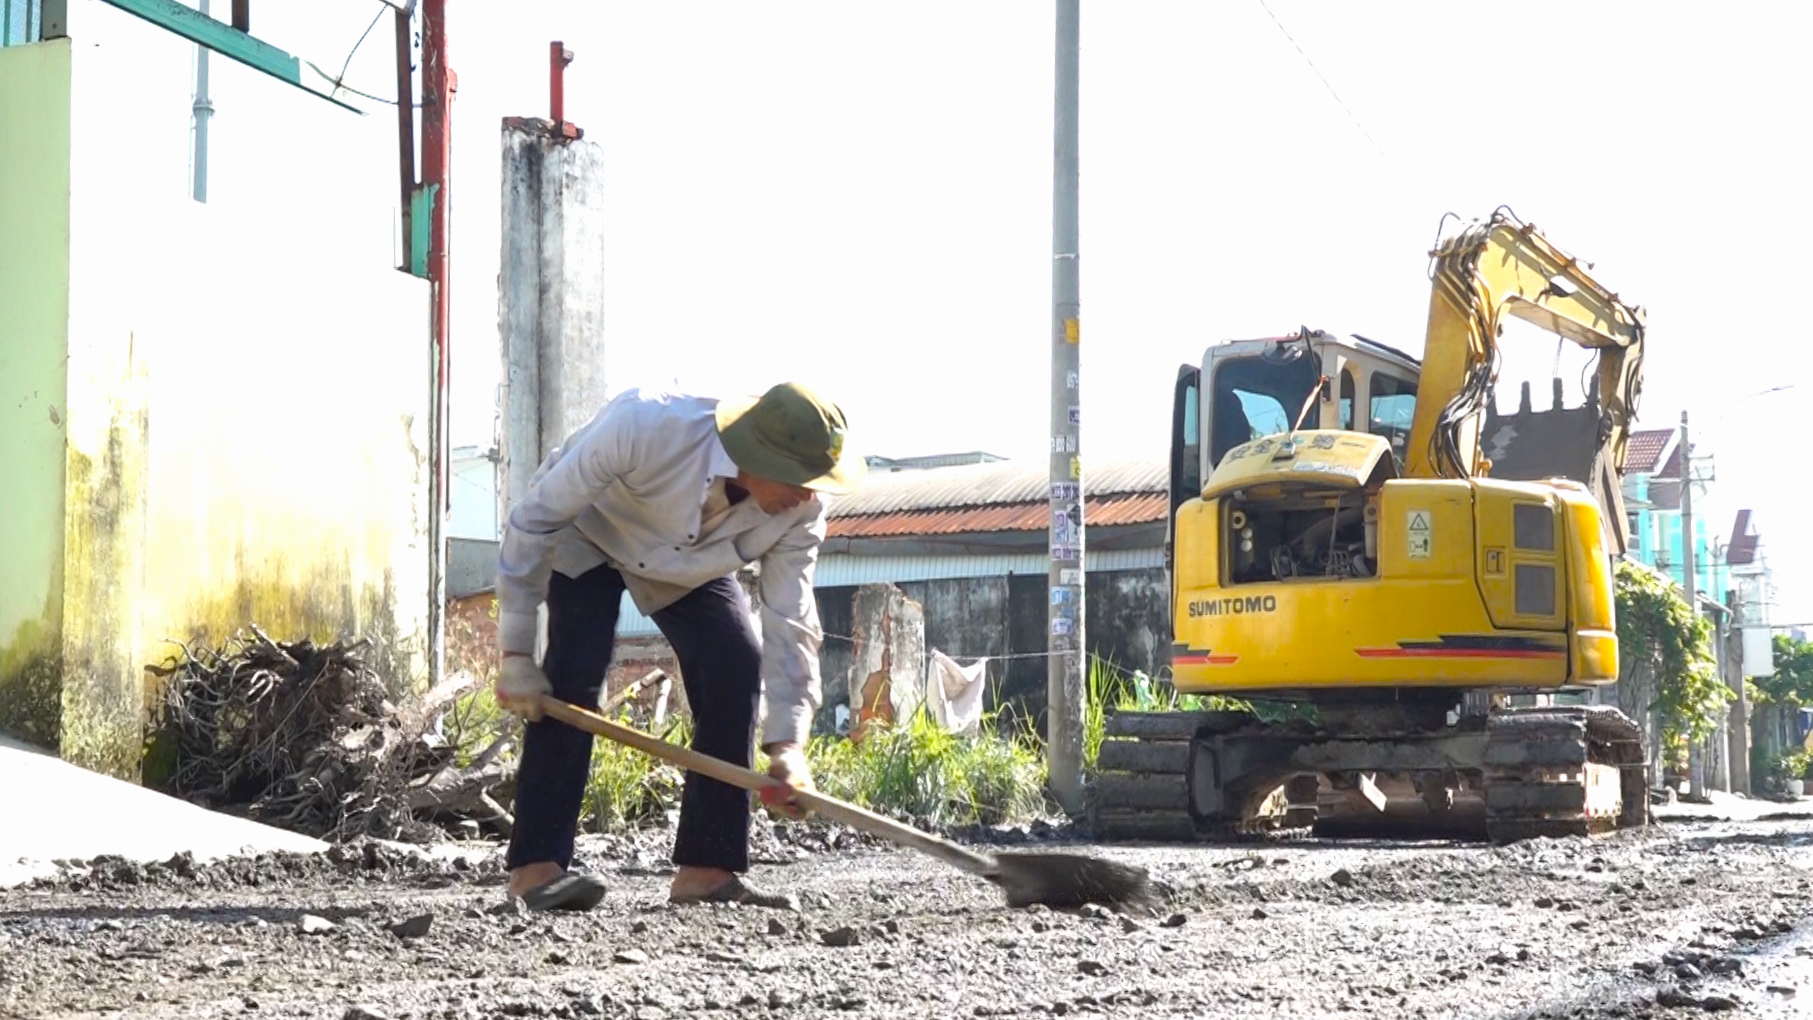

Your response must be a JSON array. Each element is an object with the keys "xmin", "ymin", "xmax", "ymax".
[{"xmin": 106, "ymin": 1, "xmax": 1812, "ymax": 621}]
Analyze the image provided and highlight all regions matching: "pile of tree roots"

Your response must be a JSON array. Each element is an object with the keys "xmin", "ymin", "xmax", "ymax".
[{"xmin": 147, "ymin": 626, "xmax": 511, "ymax": 843}]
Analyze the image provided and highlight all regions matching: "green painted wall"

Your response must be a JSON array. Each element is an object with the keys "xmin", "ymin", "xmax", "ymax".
[{"xmin": 0, "ymin": 38, "xmax": 72, "ymax": 750}]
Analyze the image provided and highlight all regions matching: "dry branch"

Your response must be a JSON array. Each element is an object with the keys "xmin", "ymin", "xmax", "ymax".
[{"xmin": 147, "ymin": 628, "xmax": 505, "ymax": 843}]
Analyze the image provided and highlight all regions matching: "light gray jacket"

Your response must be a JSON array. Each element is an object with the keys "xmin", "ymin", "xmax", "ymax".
[{"xmin": 495, "ymin": 388, "xmax": 827, "ymax": 747}]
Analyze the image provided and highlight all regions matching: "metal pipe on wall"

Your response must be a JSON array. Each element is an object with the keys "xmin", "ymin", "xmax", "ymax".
[{"xmin": 190, "ymin": 0, "xmax": 212, "ymax": 202}]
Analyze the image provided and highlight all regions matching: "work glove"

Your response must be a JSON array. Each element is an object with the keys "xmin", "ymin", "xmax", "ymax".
[
  {"xmin": 760, "ymin": 742, "xmax": 814, "ymax": 821},
  {"xmin": 497, "ymin": 653, "xmax": 552, "ymax": 721}
]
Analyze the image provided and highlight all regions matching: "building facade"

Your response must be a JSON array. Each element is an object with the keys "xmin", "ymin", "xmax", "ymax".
[
  {"xmin": 455, "ymin": 452, "xmax": 1174, "ymax": 736},
  {"xmin": 0, "ymin": 17, "xmax": 432, "ymax": 776},
  {"xmin": 1621, "ymin": 427, "xmax": 1726, "ymax": 600}
]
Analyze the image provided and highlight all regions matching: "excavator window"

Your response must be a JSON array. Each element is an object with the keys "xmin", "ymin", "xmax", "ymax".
[
  {"xmin": 1208, "ymin": 355, "xmax": 1320, "ymax": 469},
  {"xmin": 1368, "ymin": 373, "xmax": 1418, "ymax": 462},
  {"xmin": 1339, "ymin": 369, "xmax": 1356, "ymax": 430}
]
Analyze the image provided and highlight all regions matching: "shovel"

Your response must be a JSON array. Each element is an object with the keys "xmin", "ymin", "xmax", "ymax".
[{"xmin": 536, "ymin": 694, "xmax": 1151, "ymax": 910}]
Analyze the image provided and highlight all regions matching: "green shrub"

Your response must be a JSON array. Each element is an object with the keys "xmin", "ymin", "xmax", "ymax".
[
  {"xmin": 804, "ymin": 705, "xmax": 1048, "ymax": 828},
  {"xmin": 581, "ymin": 709, "xmax": 693, "ymax": 831},
  {"xmin": 1082, "ymin": 656, "xmax": 1263, "ymax": 768}
]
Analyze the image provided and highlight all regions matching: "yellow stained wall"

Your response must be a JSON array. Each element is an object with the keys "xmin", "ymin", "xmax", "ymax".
[
  {"xmin": 0, "ymin": 39, "xmax": 74, "ymax": 750},
  {"xmin": 0, "ymin": 32, "xmax": 433, "ymax": 780}
]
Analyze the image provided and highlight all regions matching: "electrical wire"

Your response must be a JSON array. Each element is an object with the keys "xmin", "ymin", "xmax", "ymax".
[
  {"xmin": 304, "ymin": 3, "xmax": 402, "ymax": 106},
  {"xmin": 1253, "ymin": 0, "xmax": 1424, "ymax": 204},
  {"xmin": 331, "ymin": 5, "xmax": 385, "ymax": 96}
]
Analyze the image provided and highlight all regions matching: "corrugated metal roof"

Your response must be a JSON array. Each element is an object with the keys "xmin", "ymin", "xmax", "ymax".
[
  {"xmin": 827, "ymin": 491, "xmax": 1167, "ymax": 539},
  {"xmin": 825, "ymin": 458, "xmax": 1166, "ymax": 517},
  {"xmin": 815, "ymin": 548, "xmax": 1164, "ymax": 587},
  {"xmin": 1625, "ymin": 429, "xmax": 1675, "ymax": 474}
]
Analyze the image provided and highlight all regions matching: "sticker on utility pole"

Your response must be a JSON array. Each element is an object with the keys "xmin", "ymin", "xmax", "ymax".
[
  {"xmin": 1069, "ymin": 405, "xmax": 1080, "ymax": 425},
  {"xmin": 1066, "ymin": 370, "xmax": 1078, "ymax": 390},
  {"xmin": 1065, "ymin": 318, "xmax": 1080, "ymax": 344},
  {"xmin": 1052, "ymin": 617, "xmax": 1074, "ymax": 636},
  {"xmin": 1060, "ymin": 568, "xmax": 1082, "ymax": 585},
  {"xmin": 1069, "ymin": 457, "xmax": 1081, "ymax": 480},
  {"xmin": 1406, "ymin": 510, "xmax": 1433, "ymax": 559},
  {"xmin": 1052, "ymin": 434, "xmax": 1077, "ymax": 453}
]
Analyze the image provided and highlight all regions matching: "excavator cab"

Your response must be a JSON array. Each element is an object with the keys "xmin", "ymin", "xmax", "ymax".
[{"xmin": 1165, "ymin": 330, "xmax": 1423, "ymax": 577}]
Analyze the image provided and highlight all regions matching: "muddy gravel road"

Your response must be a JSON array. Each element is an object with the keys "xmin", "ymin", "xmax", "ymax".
[{"xmin": 6, "ymin": 815, "xmax": 1813, "ymax": 1020}]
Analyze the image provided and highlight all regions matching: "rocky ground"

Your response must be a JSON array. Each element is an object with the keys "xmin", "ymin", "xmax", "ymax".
[{"xmin": 5, "ymin": 814, "xmax": 1813, "ymax": 1020}]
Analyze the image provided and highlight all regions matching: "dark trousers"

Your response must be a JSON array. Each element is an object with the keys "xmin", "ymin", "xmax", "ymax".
[{"xmin": 505, "ymin": 563, "xmax": 763, "ymax": 874}]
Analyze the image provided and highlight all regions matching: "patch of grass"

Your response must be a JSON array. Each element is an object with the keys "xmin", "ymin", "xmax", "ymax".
[
  {"xmin": 805, "ymin": 706, "xmax": 1049, "ymax": 828},
  {"xmin": 1082, "ymin": 656, "xmax": 1263, "ymax": 769},
  {"xmin": 581, "ymin": 709, "xmax": 694, "ymax": 832}
]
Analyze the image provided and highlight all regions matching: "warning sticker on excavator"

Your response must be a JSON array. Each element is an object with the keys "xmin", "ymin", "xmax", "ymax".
[{"xmin": 1407, "ymin": 510, "xmax": 1432, "ymax": 559}]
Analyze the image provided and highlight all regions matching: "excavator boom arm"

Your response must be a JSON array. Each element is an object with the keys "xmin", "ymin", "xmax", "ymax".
[{"xmin": 1404, "ymin": 208, "xmax": 1647, "ymax": 482}]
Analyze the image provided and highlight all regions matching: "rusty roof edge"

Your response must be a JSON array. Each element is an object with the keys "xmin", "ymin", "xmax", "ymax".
[{"xmin": 825, "ymin": 458, "xmax": 1168, "ymax": 516}]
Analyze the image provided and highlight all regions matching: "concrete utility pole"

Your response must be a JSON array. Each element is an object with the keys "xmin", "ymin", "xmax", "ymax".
[
  {"xmin": 1045, "ymin": 0, "xmax": 1085, "ymax": 816},
  {"xmin": 1680, "ymin": 409, "xmax": 1704, "ymax": 801},
  {"xmin": 1728, "ymin": 585, "xmax": 1751, "ymax": 795}
]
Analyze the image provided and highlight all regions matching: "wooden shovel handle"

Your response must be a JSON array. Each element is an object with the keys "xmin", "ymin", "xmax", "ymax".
[{"xmin": 535, "ymin": 695, "xmax": 996, "ymax": 878}]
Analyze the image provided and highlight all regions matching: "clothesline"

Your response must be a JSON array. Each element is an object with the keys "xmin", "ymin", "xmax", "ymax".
[{"xmin": 816, "ymin": 629, "xmax": 1071, "ymax": 663}]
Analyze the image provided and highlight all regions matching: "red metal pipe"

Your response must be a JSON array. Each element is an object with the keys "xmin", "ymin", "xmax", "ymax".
[
  {"xmin": 422, "ymin": 0, "xmax": 451, "ymax": 511},
  {"xmin": 422, "ymin": 0, "xmax": 453, "ymax": 684},
  {"xmin": 550, "ymin": 41, "xmax": 580, "ymax": 140},
  {"xmin": 550, "ymin": 40, "xmax": 566, "ymax": 125}
]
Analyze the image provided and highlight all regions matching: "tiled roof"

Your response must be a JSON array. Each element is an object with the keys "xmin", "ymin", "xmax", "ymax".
[{"xmin": 1625, "ymin": 429, "xmax": 1675, "ymax": 474}]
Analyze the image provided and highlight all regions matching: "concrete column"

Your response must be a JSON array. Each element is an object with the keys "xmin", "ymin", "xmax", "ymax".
[
  {"xmin": 498, "ymin": 117, "xmax": 610, "ymax": 515},
  {"xmin": 849, "ymin": 584, "xmax": 927, "ymax": 735}
]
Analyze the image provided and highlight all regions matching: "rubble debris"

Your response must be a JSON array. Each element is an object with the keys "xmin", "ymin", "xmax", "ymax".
[
  {"xmin": 146, "ymin": 626, "xmax": 497, "ymax": 842},
  {"xmin": 387, "ymin": 913, "xmax": 434, "ymax": 939}
]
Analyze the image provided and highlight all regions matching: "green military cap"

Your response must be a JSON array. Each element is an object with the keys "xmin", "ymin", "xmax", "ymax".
[{"xmin": 715, "ymin": 381, "xmax": 866, "ymax": 495}]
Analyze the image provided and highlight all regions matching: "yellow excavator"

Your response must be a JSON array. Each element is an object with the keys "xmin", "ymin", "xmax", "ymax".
[{"xmin": 1091, "ymin": 207, "xmax": 1650, "ymax": 844}]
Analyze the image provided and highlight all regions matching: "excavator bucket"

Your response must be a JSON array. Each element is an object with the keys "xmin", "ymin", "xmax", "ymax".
[{"xmin": 1480, "ymin": 376, "xmax": 1630, "ymax": 557}]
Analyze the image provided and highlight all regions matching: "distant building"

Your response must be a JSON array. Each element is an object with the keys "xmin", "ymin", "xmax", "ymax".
[
  {"xmin": 813, "ymin": 456, "xmax": 1171, "ymax": 730},
  {"xmin": 1620, "ymin": 426, "xmax": 1725, "ymax": 599},
  {"xmin": 1723, "ymin": 508, "xmax": 1776, "ymax": 675},
  {"xmin": 864, "ymin": 451, "xmax": 1007, "ymax": 473},
  {"xmin": 450, "ymin": 445, "xmax": 500, "ymax": 541},
  {"xmin": 445, "ymin": 450, "xmax": 1173, "ymax": 733}
]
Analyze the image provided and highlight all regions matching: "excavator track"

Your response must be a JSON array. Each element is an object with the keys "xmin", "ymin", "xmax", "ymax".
[
  {"xmin": 1088, "ymin": 701, "xmax": 1649, "ymax": 846},
  {"xmin": 1481, "ymin": 704, "xmax": 1649, "ymax": 844},
  {"xmin": 1088, "ymin": 710, "xmax": 1317, "ymax": 843}
]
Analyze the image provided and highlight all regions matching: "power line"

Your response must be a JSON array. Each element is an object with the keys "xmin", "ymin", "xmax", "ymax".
[
  {"xmin": 307, "ymin": 3, "xmax": 393, "ymax": 105},
  {"xmin": 1252, "ymin": 0, "xmax": 1424, "ymax": 204}
]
